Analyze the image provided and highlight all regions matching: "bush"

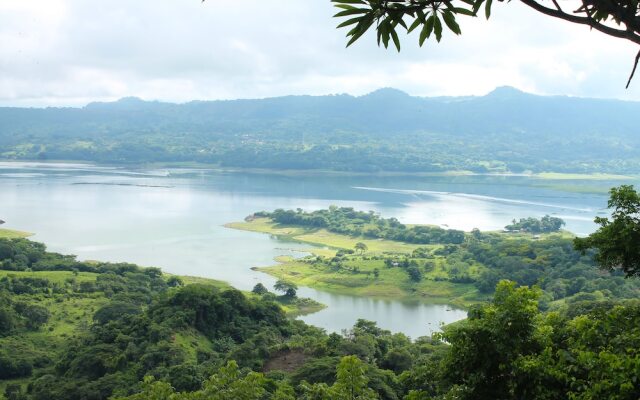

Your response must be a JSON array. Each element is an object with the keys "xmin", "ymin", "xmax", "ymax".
[{"xmin": 0, "ymin": 356, "xmax": 32, "ymax": 379}]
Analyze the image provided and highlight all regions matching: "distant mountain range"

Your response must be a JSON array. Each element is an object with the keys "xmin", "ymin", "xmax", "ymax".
[{"xmin": 0, "ymin": 87, "xmax": 638, "ymax": 173}]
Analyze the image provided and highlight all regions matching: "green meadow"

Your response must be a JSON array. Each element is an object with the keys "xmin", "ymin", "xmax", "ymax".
[{"xmin": 228, "ymin": 218, "xmax": 484, "ymax": 307}]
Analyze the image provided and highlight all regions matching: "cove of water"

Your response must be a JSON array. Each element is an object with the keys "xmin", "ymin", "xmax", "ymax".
[{"xmin": 0, "ymin": 162, "xmax": 631, "ymax": 338}]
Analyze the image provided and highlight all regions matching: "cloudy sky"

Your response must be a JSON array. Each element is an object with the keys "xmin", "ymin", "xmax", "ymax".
[{"xmin": 1, "ymin": 0, "xmax": 639, "ymax": 107}]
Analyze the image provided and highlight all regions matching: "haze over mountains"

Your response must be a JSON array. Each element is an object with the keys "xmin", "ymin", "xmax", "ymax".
[{"xmin": 0, "ymin": 87, "xmax": 638, "ymax": 173}]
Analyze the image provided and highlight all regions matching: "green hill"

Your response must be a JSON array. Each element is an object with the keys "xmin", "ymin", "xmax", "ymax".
[{"xmin": 1, "ymin": 87, "xmax": 640, "ymax": 173}]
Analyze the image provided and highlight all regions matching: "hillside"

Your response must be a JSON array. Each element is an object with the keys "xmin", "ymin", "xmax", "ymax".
[
  {"xmin": 1, "ymin": 88, "xmax": 639, "ymax": 173},
  {"xmin": 1, "ymin": 229, "xmax": 639, "ymax": 399}
]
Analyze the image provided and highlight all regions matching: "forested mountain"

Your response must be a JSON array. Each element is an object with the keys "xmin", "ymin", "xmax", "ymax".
[{"xmin": 1, "ymin": 87, "xmax": 639, "ymax": 173}]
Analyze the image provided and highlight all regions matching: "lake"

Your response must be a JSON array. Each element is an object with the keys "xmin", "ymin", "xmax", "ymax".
[{"xmin": 0, "ymin": 162, "xmax": 631, "ymax": 338}]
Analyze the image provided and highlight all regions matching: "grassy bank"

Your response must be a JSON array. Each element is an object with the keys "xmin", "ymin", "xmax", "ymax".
[
  {"xmin": 171, "ymin": 273, "xmax": 325, "ymax": 316},
  {"xmin": 227, "ymin": 218, "xmax": 487, "ymax": 308},
  {"xmin": 0, "ymin": 228, "xmax": 32, "ymax": 239},
  {"xmin": 225, "ymin": 220, "xmax": 424, "ymax": 256}
]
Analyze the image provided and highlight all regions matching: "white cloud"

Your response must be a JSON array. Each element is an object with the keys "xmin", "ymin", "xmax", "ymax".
[{"xmin": 0, "ymin": 0, "xmax": 638, "ymax": 106}]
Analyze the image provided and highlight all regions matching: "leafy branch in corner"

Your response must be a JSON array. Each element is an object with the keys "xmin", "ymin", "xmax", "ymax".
[{"xmin": 332, "ymin": 0, "xmax": 640, "ymax": 87}]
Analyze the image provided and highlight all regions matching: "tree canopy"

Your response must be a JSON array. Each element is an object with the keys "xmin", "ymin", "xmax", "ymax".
[
  {"xmin": 575, "ymin": 184, "xmax": 640, "ymax": 277},
  {"xmin": 333, "ymin": 0, "xmax": 640, "ymax": 87}
]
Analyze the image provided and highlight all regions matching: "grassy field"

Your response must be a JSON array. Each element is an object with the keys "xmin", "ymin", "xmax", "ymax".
[
  {"xmin": 228, "ymin": 218, "xmax": 487, "ymax": 308},
  {"xmin": 226, "ymin": 219, "xmax": 423, "ymax": 254},
  {"xmin": 259, "ymin": 259, "xmax": 484, "ymax": 307},
  {"xmin": 0, "ymin": 228, "xmax": 32, "ymax": 239}
]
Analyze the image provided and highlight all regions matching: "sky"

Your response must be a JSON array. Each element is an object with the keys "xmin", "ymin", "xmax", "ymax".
[{"xmin": 0, "ymin": 0, "xmax": 639, "ymax": 107}]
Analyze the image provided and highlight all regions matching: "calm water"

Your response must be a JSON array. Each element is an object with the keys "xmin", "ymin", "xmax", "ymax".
[{"xmin": 0, "ymin": 162, "xmax": 632, "ymax": 337}]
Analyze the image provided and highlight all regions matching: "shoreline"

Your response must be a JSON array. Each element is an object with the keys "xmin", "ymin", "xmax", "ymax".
[
  {"xmin": 0, "ymin": 228, "xmax": 33, "ymax": 239},
  {"xmin": 0, "ymin": 159, "xmax": 635, "ymax": 181},
  {"xmin": 0, "ymin": 230, "xmax": 325, "ymax": 318}
]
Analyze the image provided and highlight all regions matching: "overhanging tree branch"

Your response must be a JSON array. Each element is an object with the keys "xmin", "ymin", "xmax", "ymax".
[
  {"xmin": 333, "ymin": 0, "xmax": 640, "ymax": 86},
  {"xmin": 519, "ymin": 0, "xmax": 640, "ymax": 46}
]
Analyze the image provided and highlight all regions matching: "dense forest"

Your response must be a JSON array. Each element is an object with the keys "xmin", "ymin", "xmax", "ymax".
[
  {"xmin": 1, "ymin": 87, "xmax": 640, "ymax": 174},
  {"xmin": 1, "ymin": 205, "xmax": 639, "ymax": 399}
]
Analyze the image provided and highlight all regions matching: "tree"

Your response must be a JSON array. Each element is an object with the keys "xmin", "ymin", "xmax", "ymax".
[
  {"xmin": 166, "ymin": 276, "xmax": 183, "ymax": 288},
  {"xmin": 113, "ymin": 362, "xmax": 271, "ymax": 400},
  {"xmin": 300, "ymin": 356, "xmax": 379, "ymax": 400},
  {"xmin": 22, "ymin": 305, "xmax": 49, "ymax": 330},
  {"xmin": 252, "ymin": 283, "xmax": 269, "ymax": 295},
  {"xmin": 93, "ymin": 302, "xmax": 141, "ymax": 325},
  {"xmin": 274, "ymin": 279, "xmax": 298, "ymax": 298},
  {"xmin": 354, "ymin": 242, "xmax": 368, "ymax": 254},
  {"xmin": 505, "ymin": 215, "xmax": 565, "ymax": 233},
  {"xmin": 4, "ymin": 383, "xmax": 26, "ymax": 400},
  {"xmin": 439, "ymin": 280, "xmax": 542, "ymax": 399},
  {"xmin": 331, "ymin": 355, "xmax": 378, "ymax": 400},
  {"xmin": 198, "ymin": 360, "xmax": 267, "ymax": 400},
  {"xmin": 333, "ymin": 0, "xmax": 640, "ymax": 87},
  {"xmin": 0, "ymin": 308, "xmax": 15, "ymax": 336},
  {"xmin": 575, "ymin": 185, "xmax": 640, "ymax": 277},
  {"xmin": 407, "ymin": 265, "xmax": 422, "ymax": 282}
]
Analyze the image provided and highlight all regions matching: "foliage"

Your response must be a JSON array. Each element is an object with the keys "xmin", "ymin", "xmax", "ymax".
[
  {"xmin": 439, "ymin": 281, "xmax": 543, "ymax": 398},
  {"xmin": 2, "ymin": 215, "xmax": 640, "ymax": 399},
  {"xmin": 332, "ymin": 0, "xmax": 640, "ymax": 86},
  {"xmin": 575, "ymin": 185, "xmax": 640, "ymax": 277},
  {"xmin": 252, "ymin": 283, "xmax": 269, "ymax": 295},
  {"xmin": 354, "ymin": 242, "xmax": 368, "ymax": 254},
  {"xmin": 2, "ymin": 90, "xmax": 640, "ymax": 174},
  {"xmin": 274, "ymin": 279, "xmax": 298, "ymax": 298},
  {"xmin": 504, "ymin": 215, "xmax": 565, "ymax": 233},
  {"xmin": 403, "ymin": 282, "xmax": 640, "ymax": 399}
]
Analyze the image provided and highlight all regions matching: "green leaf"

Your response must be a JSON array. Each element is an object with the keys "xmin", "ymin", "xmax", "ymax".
[
  {"xmin": 346, "ymin": 30, "xmax": 365, "ymax": 47},
  {"xmin": 333, "ymin": 8, "xmax": 368, "ymax": 18},
  {"xmin": 337, "ymin": 16, "xmax": 362, "ymax": 28},
  {"xmin": 346, "ymin": 15, "xmax": 374, "ymax": 47},
  {"xmin": 379, "ymin": 19, "xmax": 391, "ymax": 48},
  {"xmin": 395, "ymin": 16, "xmax": 408, "ymax": 30},
  {"xmin": 331, "ymin": 0, "xmax": 366, "ymax": 4},
  {"xmin": 390, "ymin": 27, "xmax": 401, "ymax": 51},
  {"xmin": 485, "ymin": 0, "xmax": 493, "ymax": 19},
  {"xmin": 442, "ymin": 11, "xmax": 461, "ymax": 35},
  {"xmin": 407, "ymin": 17, "xmax": 423, "ymax": 33},
  {"xmin": 419, "ymin": 15, "xmax": 435, "ymax": 46},
  {"xmin": 334, "ymin": 4, "xmax": 357, "ymax": 10},
  {"xmin": 473, "ymin": 0, "xmax": 485, "ymax": 15},
  {"xmin": 454, "ymin": 7, "xmax": 476, "ymax": 16},
  {"xmin": 434, "ymin": 15, "xmax": 443, "ymax": 42}
]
